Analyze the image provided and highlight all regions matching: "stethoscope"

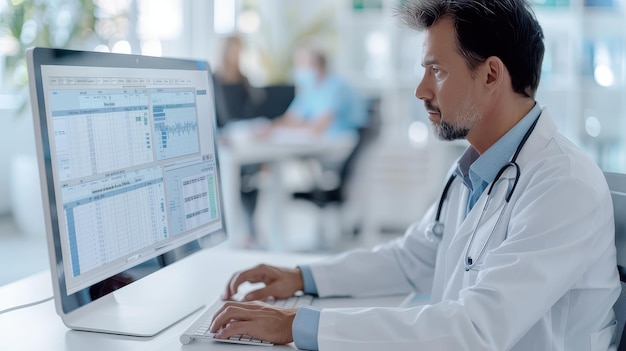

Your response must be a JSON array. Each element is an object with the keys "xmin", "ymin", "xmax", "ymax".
[{"xmin": 424, "ymin": 115, "xmax": 541, "ymax": 271}]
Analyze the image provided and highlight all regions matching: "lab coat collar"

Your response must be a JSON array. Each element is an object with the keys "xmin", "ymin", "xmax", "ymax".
[{"xmin": 514, "ymin": 106, "xmax": 557, "ymax": 166}]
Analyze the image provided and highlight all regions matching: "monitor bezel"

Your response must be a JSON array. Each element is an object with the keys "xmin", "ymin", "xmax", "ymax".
[{"xmin": 27, "ymin": 47, "xmax": 228, "ymax": 320}]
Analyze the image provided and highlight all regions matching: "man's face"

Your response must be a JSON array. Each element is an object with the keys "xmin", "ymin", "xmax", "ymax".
[{"xmin": 415, "ymin": 17, "xmax": 483, "ymax": 141}]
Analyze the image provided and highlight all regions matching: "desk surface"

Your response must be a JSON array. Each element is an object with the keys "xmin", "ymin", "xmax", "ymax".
[{"xmin": 0, "ymin": 248, "xmax": 328, "ymax": 351}]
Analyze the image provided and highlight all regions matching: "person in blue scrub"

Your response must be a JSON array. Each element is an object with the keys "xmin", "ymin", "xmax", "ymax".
[{"xmin": 271, "ymin": 47, "xmax": 366, "ymax": 136}]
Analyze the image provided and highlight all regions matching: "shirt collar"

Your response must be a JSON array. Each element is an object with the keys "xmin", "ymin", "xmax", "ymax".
[{"xmin": 454, "ymin": 103, "xmax": 543, "ymax": 191}]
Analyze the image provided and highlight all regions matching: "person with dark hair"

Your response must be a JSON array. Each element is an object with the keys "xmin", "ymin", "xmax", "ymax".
[
  {"xmin": 209, "ymin": 1, "xmax": 620, "ymax": 349},
  {"xmin": 213, "ymin": 35, "xmax": 266, "ymax": 246},
  {"xmin": 213, "ymin": 35, "xmax": 265, "ymax": 128}
]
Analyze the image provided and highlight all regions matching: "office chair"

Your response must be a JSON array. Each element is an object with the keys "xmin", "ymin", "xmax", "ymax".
[
  {"xmin": 292, "ymin": 127, "xmax": 366, "ymax": 205},
  {"xmin": 213, "ymin": 81, "xmax": 258, "ymax": 128},
  {"xmin": 214, "ymin": 82, "xmax": 294, "ymax": 126},
  {"xmin": 291, "ymin": 98, "xmax": 380, "ymax": 239},
  {"xmin": 254, "ymin": 85, "xmax": 295, "ymax": 119},
  {"xmin": 605, "ymin": 172, "xmax": 626, "ymax": 350},
  {"xmin": 289, "ymin": 128, "xmax": 368, "ymax": 246}
]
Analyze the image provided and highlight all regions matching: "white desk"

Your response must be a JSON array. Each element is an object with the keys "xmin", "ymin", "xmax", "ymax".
[
  {"xmin": 0, "ymin": 246, "xmax": 410, "ymax": 351},
  {"xmin": 0, "ymin": 248, "xmax": 326, "ymax": 351},
  {"xmin": 218, "ymin": 131, "xmax": 357, "ymax": 250}
]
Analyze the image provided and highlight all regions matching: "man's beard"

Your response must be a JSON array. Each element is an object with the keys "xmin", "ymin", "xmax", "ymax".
[
  {"xmin": 436, "ymin": 120, "xmax": 470, "ymax": 141},
  {"xmin": 427, "ymin": 93, "xmax": 481, "ymax": 141}
]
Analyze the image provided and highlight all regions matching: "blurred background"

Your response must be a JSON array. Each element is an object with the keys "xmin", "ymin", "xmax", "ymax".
[{"xmin": 1, "ymin": 0, "xmax": 625, "ymax": 285}]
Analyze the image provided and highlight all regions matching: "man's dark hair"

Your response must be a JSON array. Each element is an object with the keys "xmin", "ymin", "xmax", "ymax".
[
  {"xmin": 398, "ymin": 0, "xmax": 544, "ymax": 98},
  {"xmin": 311, "ymin": 49, "xmax": 328, "ymax": 72}
]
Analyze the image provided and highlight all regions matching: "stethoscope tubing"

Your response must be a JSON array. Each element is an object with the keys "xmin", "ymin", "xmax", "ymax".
[
  {"xmin": 427, "ymin": 114, "xmax": 541, "ymax": 271},
  {"xmin": 464, "ymin": 167, "xmax": 517, "ymax": 271}
]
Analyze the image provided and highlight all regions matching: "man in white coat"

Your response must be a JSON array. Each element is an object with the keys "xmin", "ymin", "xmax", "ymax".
[{"xmin": 210, "ymin": 0, "xmax": 621, "ymax": 350}]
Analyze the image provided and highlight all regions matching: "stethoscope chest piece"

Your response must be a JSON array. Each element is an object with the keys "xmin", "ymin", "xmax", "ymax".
[
  {"xmin": 424, "ymin": 174, "xmax": 457, "ymax": 243},
  {"xmin": 425, "ymin": 221, "xmax": 445, "ymax": 242}
]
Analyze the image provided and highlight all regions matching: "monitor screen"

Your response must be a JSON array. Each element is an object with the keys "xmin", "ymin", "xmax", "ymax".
[{"xmin": 27, "ymin": 47, "xmax": 227, "ymax": 336}]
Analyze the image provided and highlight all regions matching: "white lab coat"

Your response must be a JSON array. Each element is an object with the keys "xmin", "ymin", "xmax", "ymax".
[{"xmin": 308, "ymin": 109, "xmax": 621, "ymax": 351}]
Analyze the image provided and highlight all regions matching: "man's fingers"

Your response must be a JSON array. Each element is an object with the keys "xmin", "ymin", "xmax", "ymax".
[
  {"xmin": 243, "ymin": 288, "xmax": 270, "ymax": 301},
  {"xmin": 209, "ymin": 301, "xmax": 296, "ymax": 345},
  {"xmin": 213, "ymin": 320, "xmax": 255, "ymax": 340},
  {"xmin": 225, "ymin": 265, "xmax": 275, "ymax": 300},
  {"xmin": 243, "ymin": 285, "xmax": 291, "ymax": 301},
  {"xmin": 223, "ymin": 270, "xmax": 260, "ymax": 300},
  {"xmin": 211, "ymin": 301, "xmax": 268, "ymax": 332},
  {"xmin": 210, "ymin": 304, "xmax": 253, "ymax": 333}
]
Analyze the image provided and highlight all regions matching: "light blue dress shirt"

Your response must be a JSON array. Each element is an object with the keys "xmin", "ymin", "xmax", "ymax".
[
  {"xmin": 292, "ymin": 103, "xmax": 543, "ymax": 350},
  {"xmin": 454, "ymin": 103, "xmax": 542, "ymax": 214}
]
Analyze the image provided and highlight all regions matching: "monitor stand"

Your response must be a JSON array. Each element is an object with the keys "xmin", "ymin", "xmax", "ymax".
[{"xmin": 58, "ymin": 249, "xmax": 212, "ymax": 337}]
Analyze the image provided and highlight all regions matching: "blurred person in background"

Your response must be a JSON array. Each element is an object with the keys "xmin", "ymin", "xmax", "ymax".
[
  {"xmin": 271, "ymin": 47, "xmax": 367, "ymax": 136},
  {"xmin": 213, "ymin": 35, "xmax": 265, "ymax": 247},
  {"xmin": 213, "ymin": 35, "xmax": 265, "ymax": 128},
  {"xmin": 265, "ymin": 47, "xmax": 369, "ymax": 208}
]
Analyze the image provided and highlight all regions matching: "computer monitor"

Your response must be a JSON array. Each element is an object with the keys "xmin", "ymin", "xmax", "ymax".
[{"xmin": 26, "ymin": 47, "xmax": 227, "ymax": 336}]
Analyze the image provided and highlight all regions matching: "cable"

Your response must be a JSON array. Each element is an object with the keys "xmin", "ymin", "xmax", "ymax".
[{"xmin": 0, "ymin": 296, "xmax": 54, "ymax": 315}]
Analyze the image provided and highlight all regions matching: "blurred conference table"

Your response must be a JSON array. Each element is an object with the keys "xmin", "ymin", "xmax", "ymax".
[{"xmin": 217, "ymin": 123, "xmax": 357, "ymax": 250}]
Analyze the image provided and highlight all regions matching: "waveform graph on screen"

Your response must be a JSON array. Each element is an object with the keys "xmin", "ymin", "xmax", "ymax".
[{"xmin": 152, "ymin": 90, "xmax": 200, "ymax": 160}]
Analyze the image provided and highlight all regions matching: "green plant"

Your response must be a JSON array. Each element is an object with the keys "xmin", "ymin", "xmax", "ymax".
[
  {"xmin": 248, "ymin": 1, "xmax": 337, "ymax": 84},
  {"xmin": 0, "ymin": 0, "xmax": 97, "ymax": 113}
]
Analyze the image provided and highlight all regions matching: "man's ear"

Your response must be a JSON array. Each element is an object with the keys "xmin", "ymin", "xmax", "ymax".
[{"xmin": 483, "ymin": 56, "xmax": 505, "ymax": 91}]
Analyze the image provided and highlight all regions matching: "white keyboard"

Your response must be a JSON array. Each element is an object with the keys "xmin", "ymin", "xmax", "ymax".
[{"xmin": 180, "ymin": 294, "xmax": 315, "ymax": 346}]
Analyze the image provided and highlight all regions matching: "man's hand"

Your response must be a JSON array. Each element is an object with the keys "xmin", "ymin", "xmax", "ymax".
[
  {"xmin": 222, "ymin": 264, "xmax": 304, "ymax": 301},
  {"xmin": 210, "ymin": 301, "xmax": 297, "ymax": 345}
]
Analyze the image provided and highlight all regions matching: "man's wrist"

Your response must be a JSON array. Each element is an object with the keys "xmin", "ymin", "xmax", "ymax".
[
  {"xmin": 297, "ymin": 266, "xmax": 319, "ymax": 296},
  {"xmin": 291, "ymin": 267, "xmax": 305, "ymax": 292}
]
